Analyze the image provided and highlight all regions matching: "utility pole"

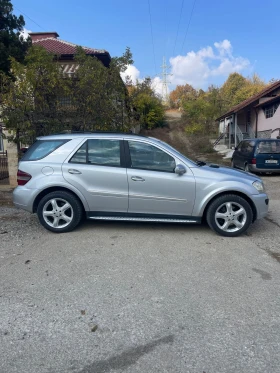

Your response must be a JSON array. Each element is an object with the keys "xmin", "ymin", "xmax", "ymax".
[{"xmin": 161, "ymin": 56, "xmax": 172, "ymax": 105}]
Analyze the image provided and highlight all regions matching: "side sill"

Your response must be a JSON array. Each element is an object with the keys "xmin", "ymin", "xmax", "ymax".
[{"xmin": 86, "ymin": 212, "xmax": 201, "ymax": 224}]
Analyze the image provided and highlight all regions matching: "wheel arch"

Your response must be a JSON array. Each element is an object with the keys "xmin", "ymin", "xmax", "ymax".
[
  {"xmin": 32, "ymin": 186, "xmax": 87, "ymax": 213},
  {"xmin": 202, "ymin": 191, "xmax": 257, "ymax": 223}
]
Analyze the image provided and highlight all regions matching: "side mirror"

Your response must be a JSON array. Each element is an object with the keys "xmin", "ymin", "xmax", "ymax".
[{"xmin": 175, "ymin": 164, "xmax": 186, "ymax": 175}]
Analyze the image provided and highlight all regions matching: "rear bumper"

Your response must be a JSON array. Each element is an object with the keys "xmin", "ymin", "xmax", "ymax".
[
  {"xmin": 249, "ymin": 164, "xmax": 280, "ymax": 173},
  {"xmin": 13, "ymin": 187, "xmax": 39, "ymax": 213},
  {"xmin": 251, "ymin": 193, "xmax": 269, "ymax": 220}
]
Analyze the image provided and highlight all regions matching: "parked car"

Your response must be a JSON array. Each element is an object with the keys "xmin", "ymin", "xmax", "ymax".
[
  {"xmin": 231, "ymin": 138, "xmax": 280, "ymax": 174},
  {"xmin": 13, "ymin": 133, "xmax": 269, "ymax": 237}
]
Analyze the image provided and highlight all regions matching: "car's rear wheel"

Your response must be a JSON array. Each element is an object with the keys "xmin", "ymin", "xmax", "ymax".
[
  {"xmin": 206, "ymin": 194, "xmax": 253, "ymax": 237},
  {"xmin": 244, "ymin": 163, "xmax": 250, "ymax": 172},
  {"xmin": 37, "ymin": 191, "xmax": 83, "ymax": 233}
]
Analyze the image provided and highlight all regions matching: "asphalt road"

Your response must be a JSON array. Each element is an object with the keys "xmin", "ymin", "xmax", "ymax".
[{"xmin": 0, "ymin": 176, "xmax": 280, "ymax": 373}]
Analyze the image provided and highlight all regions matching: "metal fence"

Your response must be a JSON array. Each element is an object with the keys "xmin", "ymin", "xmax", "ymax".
[{"xmin": 0, "ymin": 151, "xmax": 9, "ymax": 181}]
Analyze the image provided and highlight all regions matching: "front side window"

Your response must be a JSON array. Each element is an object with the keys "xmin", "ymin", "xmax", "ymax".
[
  {"xmin": 236, "ymin": 142, "xmax": 243, "ymax": 151},
  {"xmin": 128, "ymin": 141, "xmax": 176, "ymax": 172},
  {"xmin": 21, "ymin": 140, "xmax": 68, "ymax": 161},
  {"xmin": 241, "ymin": 141, "xmax": 249, "ymax": 153},
  {"xmin": 70, "ymin": 139, "xmax": 121, "ymax": 167}
]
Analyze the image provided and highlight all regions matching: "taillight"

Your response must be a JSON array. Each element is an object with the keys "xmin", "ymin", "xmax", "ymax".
[
  {"xmin": 251, "ymin": 158, "xmax": 257, "ymax": 165},
  {"xmin": 17, "ymin": 170, "xmax": 32, "ymax": 186}
]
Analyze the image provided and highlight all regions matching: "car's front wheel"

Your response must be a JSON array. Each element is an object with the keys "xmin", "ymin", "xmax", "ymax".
[
  {"xmin": 37, "ymin": 191, "xmax": 83, "ymax": 233},
  {"xmin": 206, "ymin": 194, "xmax": 253, "ymax": 237}
]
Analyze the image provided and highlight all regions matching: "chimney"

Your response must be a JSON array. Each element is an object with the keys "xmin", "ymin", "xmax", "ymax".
[{"xmin": 29, "ymin": 32, "xmax": 59, "ymax": 42}]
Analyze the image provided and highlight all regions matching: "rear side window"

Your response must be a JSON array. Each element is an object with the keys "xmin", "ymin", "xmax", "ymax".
[
  {"xmin": 21, "ymin": 140, "xmax": 69, "ymax": 161},
  {"xmin": 70, "ymin": 139, "xmax": 121, "ymax": 167},
  {"xmin": 257, "ymin": 140, "xmax": 280, "ymax": 154}
]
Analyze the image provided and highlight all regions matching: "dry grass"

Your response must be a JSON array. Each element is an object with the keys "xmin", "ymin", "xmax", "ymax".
[{"xmin": 141, "ymin": 116, "xmax": 230, "ymax": 166}]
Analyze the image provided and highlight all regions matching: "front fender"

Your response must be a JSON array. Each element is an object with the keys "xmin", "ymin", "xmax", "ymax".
[{"xmin": 192, "ymin": 181, "xmax": 258, "ymax": 217}]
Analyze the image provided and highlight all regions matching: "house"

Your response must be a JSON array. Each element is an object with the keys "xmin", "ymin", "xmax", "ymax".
[
  {"xmin": 215, "ymin": 80, "xmax": 280, "ymax": 148},
  {"xmin": 0, "ymin": 32, "xmax": 115, "ymax": 185},
  {"xmin": 29, "ymin": 32, "xmax": 111, "ymax": 71}
]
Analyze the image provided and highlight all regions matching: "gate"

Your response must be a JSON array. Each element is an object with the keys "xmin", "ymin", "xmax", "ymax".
[{"xmin": 0, "ymin": 151, "xmax": 9, "ymax": 183}]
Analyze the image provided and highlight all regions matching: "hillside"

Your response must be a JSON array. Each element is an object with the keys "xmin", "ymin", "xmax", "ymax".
[{"xmin": 140, "ymin": 110, "xmax": 230, "ymax": 165}]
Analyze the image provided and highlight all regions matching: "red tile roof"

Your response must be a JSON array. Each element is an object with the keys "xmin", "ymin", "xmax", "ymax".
[
  {"xmin": 32, "ymin": 36, "xmax": 109, "ymax": 56},
  {"xmin": 216, "ymin": 80, "xmax": 280, "ymax": 121}
]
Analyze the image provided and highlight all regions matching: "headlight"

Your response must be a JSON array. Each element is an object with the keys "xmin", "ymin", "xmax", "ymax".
[{"xmin": 252, "ymin": 180, "xmax": 265, "ymax": 192}]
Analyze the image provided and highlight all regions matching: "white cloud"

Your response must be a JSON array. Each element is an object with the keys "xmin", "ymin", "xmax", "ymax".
[
  {"xmin": 121, "ymin": 65, "xmax": 140, "ymax": 84},
  {"xmin": 20, "ymin": 28, "xmax": 32, "ymax": 40},
  {"xmin": 169, "ymin": 39, "xmax": 250, "ymax": 89},
  {"xmin": 121, "ymin": 65, "xmax": 162, "ymax": 97},
  {"xmin": 214, "ymin": 39, "xmax": 232, "ymax": 56},
  {"xmin": 151, "ymin": 76, "xmax": 162, "ymax": 96},
  {"xmin": 121, "ymin": 40, "xmax": 249, "ymax": 95}
]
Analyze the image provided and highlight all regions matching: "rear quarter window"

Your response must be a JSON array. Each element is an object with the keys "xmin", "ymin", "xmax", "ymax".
[{"xmin": 21, "ymin": 140, "xmax": 69, "ymax": 161}]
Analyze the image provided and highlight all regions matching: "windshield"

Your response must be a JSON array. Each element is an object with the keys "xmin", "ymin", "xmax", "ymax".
[
  {"xmin": 149, "ymin": 137, "xmax": 197, "ymax": 166},
  {"xmin": 257, "ymin": 140, "xmax": 280, "ymax": 154}
]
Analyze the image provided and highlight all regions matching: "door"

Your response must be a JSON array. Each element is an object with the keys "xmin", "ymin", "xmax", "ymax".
[
  {"xmin": 235, "ymin": 141, "xmax": 251, "ymax": 168},
  {"xmin": 62, "ymin": 139, "xmax": 128, "ymax": 212},
  {"xmin": 256, "ymin": 140, "xmax": 280, "ymax": 170},
  {"xmin": 126, "ymin": 140, "xmax": 196, "ymax": 217}
]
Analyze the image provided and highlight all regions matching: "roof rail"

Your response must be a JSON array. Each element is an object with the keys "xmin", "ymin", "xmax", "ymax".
[{"xmin": 51, "ymin": 130, "xmax": 147, "ymax": 137}]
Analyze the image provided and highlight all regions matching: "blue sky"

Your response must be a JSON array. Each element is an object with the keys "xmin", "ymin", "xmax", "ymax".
[{"xmin": 13, "ymin": 0, "xmax": 280, "ymax": 91}]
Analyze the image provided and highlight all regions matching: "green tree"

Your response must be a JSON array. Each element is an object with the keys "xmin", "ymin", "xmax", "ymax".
[
  {"xmin": 0, "ymin": 45, "xmax": 133, "ymax": 149},
  {"xmin": 233, "ymin": 73, "xmax": 266, "ymax": 103},
  {"xmin": 128, "ymin": 78, "xmax": 164, "ymax": 130},
  {"xmin": 67, "ymin": 47, "xmax": 130, "ymax": 131},
  {"xmin": 1, "ymin": 45, "xmax": 69, "ymax": 150},
  {"xmin": 0, "ymin": 0, "xmax": 31, "ymax": 76},
  {"xmin": 220, "ymin": 72, "xmax": 247, "ymax": 106}
]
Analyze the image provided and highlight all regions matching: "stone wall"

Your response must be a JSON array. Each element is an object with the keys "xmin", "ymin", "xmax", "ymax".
[{"xmin": 2, "ymin": 128, "xmax": 18, "ymax": 187}]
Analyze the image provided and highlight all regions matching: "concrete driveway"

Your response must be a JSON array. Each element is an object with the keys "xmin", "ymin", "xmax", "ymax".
[{"xmin": 0, "ymin": 176, "xmax": 280, "ymax": 373}]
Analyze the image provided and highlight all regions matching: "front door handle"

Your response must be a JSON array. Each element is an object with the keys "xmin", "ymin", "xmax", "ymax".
[
  {"xmin": 131, "ymin": 176, "xmax": 145, "ymax": 182},
  {"xmin": 68, "ymin": 169, "xmax": 82, "ymax": 174}
]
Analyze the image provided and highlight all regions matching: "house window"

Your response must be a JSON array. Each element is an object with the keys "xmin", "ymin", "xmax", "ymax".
[
  {"xmin": 264, "ymin": 102, "xmax": 280, "ymax": 118},
  {"xmin": 246, "ymin": 111, "xmax": 251, "ymax": 125},
  {"xmin": 59, "ymin": 96, "xmax": 72, "ymax": 106}
]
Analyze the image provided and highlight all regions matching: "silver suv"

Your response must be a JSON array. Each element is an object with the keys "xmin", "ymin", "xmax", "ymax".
[{"xmin": 13, "ymin": 133, "xmax": 269, "ymax": 237}]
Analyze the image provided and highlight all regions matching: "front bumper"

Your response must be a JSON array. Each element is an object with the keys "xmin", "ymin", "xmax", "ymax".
[
  {"xmin": 13, "ymin": 187, "xmax": 39, "ymax": 213},
  {"xmin": 251, "ymin": 193, "xmax": 269, "ymax": 220}
]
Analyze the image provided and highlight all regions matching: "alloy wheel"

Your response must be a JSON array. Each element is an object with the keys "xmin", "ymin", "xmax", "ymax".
[
  {"xmin": 42, "ymin": 198, "xmax": 74, "ymax": 229},
  {"xmin": 214, "ymin": 201, "xmax": 247, "ymax": 233}
]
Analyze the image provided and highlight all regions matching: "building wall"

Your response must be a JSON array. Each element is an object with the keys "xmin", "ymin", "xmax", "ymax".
[{"xmin": 257, "ymin": 104, "xmax": 280, "ymax": 138}]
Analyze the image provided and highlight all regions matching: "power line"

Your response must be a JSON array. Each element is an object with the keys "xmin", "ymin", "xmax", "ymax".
[
  {"xmin": 13, "ymin": 6, "xmax": 45, "ymax": 31},
  {"xmin": 173, "ymin": 0, "xmax": 185, "ymax": 56},
  {"xmin": 164, "ymin": 0, "xmax": 168, "ymax": 56},
  {"xmin": 181, "ymin": 0, "xmax": 197, "ymax": 54},
  {"xmin": 147, "ymin": 0, "xmax": 157, "ymax": 75}
]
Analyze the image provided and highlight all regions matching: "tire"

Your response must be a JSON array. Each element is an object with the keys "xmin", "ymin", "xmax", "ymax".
[
  {"xmin": 37, "ymin": 191, "xmax": 83, "ymax": 233},
  {"xmin": 206, "ymin": 194, "xmax": 253, "ymax": 237},
  {"xmin": 244, "ymin": 163, "xmax": 250, "ymax": 172}
]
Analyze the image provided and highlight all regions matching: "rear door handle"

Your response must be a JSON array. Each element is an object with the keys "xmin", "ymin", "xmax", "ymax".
[
  {"xmin": 131, "ymin": 176, "xmax": 145, "ymax": 182},
  {"xmin": 68, "ymin": 169, "xmax": 82, "ymax": 174}
]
